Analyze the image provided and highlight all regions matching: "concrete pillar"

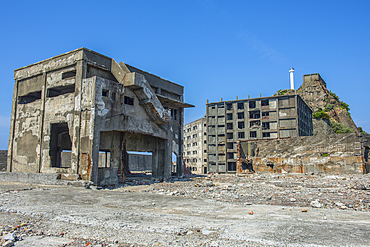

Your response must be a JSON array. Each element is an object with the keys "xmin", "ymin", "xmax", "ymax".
[
  {"xmin": 7, "ymin": 80, "xmax": 18, "ymax": 172},
  {"xmin": 152, "ymin": 140, "xmax": 159, "ymax": 178},
  {"xmin": 71, "ymin": 60, "xmax": 87, "ymax": 174},
  {"xmin": 37, "ymin": 72, "xmax": 47, "ymax": 173}
]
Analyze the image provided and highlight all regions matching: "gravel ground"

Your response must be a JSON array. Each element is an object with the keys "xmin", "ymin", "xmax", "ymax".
[{"xmin": 0, "ymin": 173, "xmax": 369, "ymax": 247}]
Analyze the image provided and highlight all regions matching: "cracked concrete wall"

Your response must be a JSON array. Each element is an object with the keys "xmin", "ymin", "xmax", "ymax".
[
  {"xmin": 237, "ymin": 133, "xmax": 367, "ymax": 174},
  {"xmin": 8, "ymin": 48, "xmax": 193, "ymax": 185}
]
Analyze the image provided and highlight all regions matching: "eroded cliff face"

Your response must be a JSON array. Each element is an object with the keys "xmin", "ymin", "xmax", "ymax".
[{"xmin": 297, "ymin": 73, "xmax": 358, "ymax": 133}]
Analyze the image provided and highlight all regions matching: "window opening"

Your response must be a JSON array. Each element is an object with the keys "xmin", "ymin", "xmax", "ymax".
[
  {"xmin": 238, "ymin": 132, "xmax": 245, "ymax": 139},
  {"xmin": 62, "ymin": 70, "xmax": 76, "ymax": 79},
  {"xmin": 249, "ymin": 111, "xmax": 260, "ymax": 119},
  {"xmin": 102, "ymin": 89, "xmax": 109, "ymax": 97},
  {"xmin": 47, "ymin": 84, "xmax": 75, "ymax": 98},
  {"xmin": 238, "ymin": 112, "xmax": 244, "ymax": 119},
  {"xmin": 250, "ymin": 131, "xmax": 257, "ymax": 138},
  {"xmin": 263, "ymin": 132, "xmax": 270, "ymax": 138},
  {"xmin": 98, "ymin": 151, "xmax": 111, "ymax": 168},
  {"xmin": 228, "ymin": 162, "xmax": 236, "ymax": 171},
  {"xmin": 18, "ymin": 91, "xmax": 42, "ymax": 104},
  {"xmin": 249, "ymin": 101, "xmax": 256, "ymax": 108},
  {"xmin": 171, "ymin": 109, "xmax": 178, "ymax": 120},
  {"xmin": 124, "ymin": 96, "xmax": 134, "ymax": 105},
  {"xmin": 261, "ymin": 99, "xmax": 269, "ymax": 106},
  {"xmin": 50, "ymin": 123, "xmax": 72, "ymax": 168},
  {"xmin": 237, "ymin": 102, "xmax": 244, "ymax": 110},
  {"xmin": 262, "ymin": 122, "xmax": 270, "ymax": 130},
  {"xmin": 238, "ymin": 122, "xmax": 245, "ymax": 129}
]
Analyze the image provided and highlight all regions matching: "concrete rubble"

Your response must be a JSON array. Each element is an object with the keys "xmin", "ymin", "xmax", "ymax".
[{"xmin": 1, "ymin": 173, "xmax": 370, "ymax": 246}]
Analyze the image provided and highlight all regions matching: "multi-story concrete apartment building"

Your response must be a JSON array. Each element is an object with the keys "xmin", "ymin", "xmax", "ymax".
[
  {"xmin": 182, "ymin": 118, "xmax": 207, "ymax": 174},
  {"xmin": 206, "ymin": 94, "xmax": 313, "ymax": 174}
]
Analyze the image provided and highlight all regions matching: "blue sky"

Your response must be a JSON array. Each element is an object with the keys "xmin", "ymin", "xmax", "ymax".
[{"xmin": 0, "ymin": 0, "xmax": 369, "ymax": 149}]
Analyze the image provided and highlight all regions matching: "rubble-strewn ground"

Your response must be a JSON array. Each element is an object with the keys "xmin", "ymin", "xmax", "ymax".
[{"xmin": 0, "ymin": 173, "xmax": 370, "ymax": 247}]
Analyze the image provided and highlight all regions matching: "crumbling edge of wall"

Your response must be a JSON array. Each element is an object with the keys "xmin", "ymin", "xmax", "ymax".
[{"xmin": 0, "ymin": 172, "xmax": 92, "ymax": 187}]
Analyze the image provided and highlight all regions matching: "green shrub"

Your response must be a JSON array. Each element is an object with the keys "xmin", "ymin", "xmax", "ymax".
[
  {"xmin": 321, "ymin": 153, "xmax": 328, "ymax": 157},
  {"xmin": 276, "ymin": 89, "xmax": 288, "ymax": 96},
  {"xmin": 330, "ymin": 121, "xmax": 355, "ymax": 134},
  {"xmin": 324, "ymin": 103, "xmax": 334, "ymax": 112},
  {"xmin": 313, "ymin": 111, "xmax": 330, "ymax": 119}
]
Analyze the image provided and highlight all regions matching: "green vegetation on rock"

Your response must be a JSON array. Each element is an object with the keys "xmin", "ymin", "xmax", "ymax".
[
  {"xmin": 330, "ymin": 121, "xmax": 355, "ymax": 134},
  {"xmin": 313, "ymin": 110, "xmax": 330, "ymax": 119},
  {"xmin": 276, "ymin": 89, "xmax": 288, "ymax": 96}
]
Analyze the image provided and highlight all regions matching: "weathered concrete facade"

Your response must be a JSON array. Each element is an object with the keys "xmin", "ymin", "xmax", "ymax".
[
  {"xmin": 8, "ymin": 48, "xmax": 193, "ymax": 185},
  {"xmin": 206, "ymin": 94, "xmax": 313, "ymax": 174},
  {"xmin": 183, "ymin": 118, "xmax": 207, "ymax": 174},
  {"xmin": 0, "ymin": 150, "xmax": 7, "ymax": 172},
  {"xmin": 237, "ymin": 133, "xmax": 370, "ymax": 174}
]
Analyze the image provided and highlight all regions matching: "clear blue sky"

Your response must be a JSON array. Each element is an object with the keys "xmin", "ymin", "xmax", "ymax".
[{"xmin": 0, "ymin": 0, "xmax": 369, "ymax": 149}]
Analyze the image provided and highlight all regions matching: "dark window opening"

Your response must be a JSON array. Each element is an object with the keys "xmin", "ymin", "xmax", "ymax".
[
  {"xmin": 238, "ymin": 112, "xmax": 244, "ymax": 119},
  {"xmin": 18, "ymin": 91, "xmax": 42, "ymax": 104},
  {"xmin": 227, "ymin": 142, "xmax": 233, "ymax": 149},
  {"xmin": 204, "ymin": 159, "xmax": 207, "ymax": 162},
  {"xmin": 226, "ymin": 103, "xmax": 232, "ymax": 110},
  {"xmin": 124, "ymin": 96, "xmax": 134, "ymax": 105},
  {"xmin": 228, "ymin": 162, "xmax": 236, "ymax": 171},
  {"xmin": 237, "ymin": 102, "xmax": 244, "ymax": 110},
  {"xmin": 227, "ymin": 133, "xmax": 233, "ymax": 139},
  {"xmin": 102, "ymin": 89, "xmax": 109, "ymax": 97},
  {"xmin": 171, "ymin": 109, "xmax": 178, "ymax": 120},
  {"xmin": 227, "ymin": 113, "xmax": 233, "ymax": 120},
  {"xmin": 47, "ymin": 84, "xmax": 75, "ymax": 98},
  {"xmin": 263, "ymin": 132, "xmax": 270, "ymax": 138},
  {"xmin": 249, "ymin": 101, "xmax": 256, "ymax": 108},
  {"xmin": 249, "ymin": 111, "xmax": 260, "ymax": 119},
  {"xmin": 50, "ymin": 123, "xmax": 72, "ymax": 168},
  {"xmin": 204, "ymin": 167, "xmax": 207, "ymax": 174},
  {"xmin": 218, "ymin": 104, "xmax": 224, "ymax": 108},
  {"xmin": 238, "ymin": 122, "xmax": 245, "ymax": 129},
  {"xmin": 262, "ymin": 111, "xmax": 270, "ymax": 120},
  {"xmin": 238, "ymin": 132, "xmax": 245, "ymax": 139},
  {"xmin": 227, "ymin": 123, "xmax": 233, "ymax": 129},
  {"xmin": 250, "ymin": 131, "xmax": 257, "ymax": 138},
  {"xmin": 227, "ymin": 152, "xmax": 234, "ymax": 159},
  {"xmin": 262, "ymin": 122, "xmax": 270, "ymax": 130},
  {"xmin": 62, "ymin": 70, "xmax": 76, "ymax": 79},
  {"xmin": 365, "ymin": 147, "xmax": 369, "ymax": 162},
  {"xmin": 250, "ymin": 121, "xmax": 260, "ymax": 128},
  {"xmin": 261, "ymin": 99, "xmax": 269, "ymax": 106}
]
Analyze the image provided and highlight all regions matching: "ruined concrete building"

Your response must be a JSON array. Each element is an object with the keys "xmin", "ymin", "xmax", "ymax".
[
  {"xmin": 182, "ymin": 118, "xmax": 207, "ymax": 174},
  {"xmin": 7, "ymin": 48, "xmax": 193, "ymax": 185},
  {"xmin": 237, "ymin": 133, "xmax": 370, "ymax": 174},
  {"xmin": 205, "ymin": 94, "xmax": 313, "ymax": 174}
]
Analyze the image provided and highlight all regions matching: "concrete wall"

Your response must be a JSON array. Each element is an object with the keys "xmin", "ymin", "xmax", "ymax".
[
  {"xmin": 237, "ymin": 133, "xmax": 367, "ymax": 175},
  {"xmin": 128, "ymin": 154, "xmax": 152, "ymax": 172},
  {"xmin": 0, "ymin": 150, "xmax": 7, "ymax": 171}
]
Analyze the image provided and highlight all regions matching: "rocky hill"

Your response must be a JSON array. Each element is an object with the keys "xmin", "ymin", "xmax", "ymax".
[{"xmin": 276, "ymin": 73, "xmax": 358, "ymax": 135}]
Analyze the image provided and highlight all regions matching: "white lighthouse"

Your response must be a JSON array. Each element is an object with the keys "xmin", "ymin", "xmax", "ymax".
[{"xmin": 289, "ymin": 67, "xmax": 295, "ymax": 90}]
